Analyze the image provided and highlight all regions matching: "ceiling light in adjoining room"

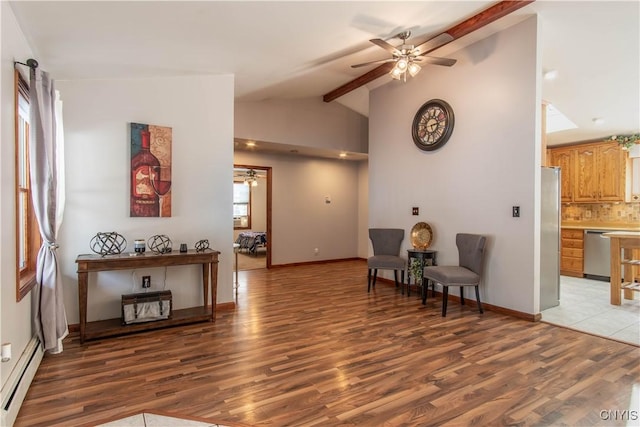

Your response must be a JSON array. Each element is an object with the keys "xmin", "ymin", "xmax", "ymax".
[
  {"xmin": 339, "ymin": 152, "xmax": 347, "ymax": 158},
  {"xmin": 243, "ymin": 169, "xmax": 259, "ymax": 187},
  {"xmin": 245, "ymin": 141, "xmax": 256, "ymax": 148}
]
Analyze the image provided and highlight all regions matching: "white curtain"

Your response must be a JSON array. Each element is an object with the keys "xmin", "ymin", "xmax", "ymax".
[{"xmin": 29, "ymin": 68, "xmax": 68, "ymax": 354}]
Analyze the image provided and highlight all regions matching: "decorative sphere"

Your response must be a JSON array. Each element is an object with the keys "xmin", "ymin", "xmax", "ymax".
[
  {"xmin": 90, "ymin": 232, "xmax": 127, "ymax": 256},
  {"xmin": 148, "ymin": 235, "xmax": 172, "ymax": 254},
  {"xmin": 195, "ymin": 239, "xmax": 210, "ymax": 252}
]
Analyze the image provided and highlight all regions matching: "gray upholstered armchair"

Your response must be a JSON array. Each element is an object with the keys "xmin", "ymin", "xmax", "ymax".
[
  {"xmin": 422, "ymin": 233, "xmax": 487, "ymax": 316},
  {"xmin": 367, "ymin": 228, "xmax": 406, "ymax": 293}
]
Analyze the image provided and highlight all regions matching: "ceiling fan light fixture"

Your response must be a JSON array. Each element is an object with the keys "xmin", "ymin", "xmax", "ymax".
[
  {"xmin": 396, "ymin": 57, "xmax": 408, "ymax": 71},
  {"xmin": 408, "ymin": 62, "xmax": 421, "ymax": 77},
  {"xmin": 244, "ymin": 177, "xmax": 258, "ymax": 187},
  {"xmin": 351, "ymin": 30, "xmax": 457, "ymax": 87}
]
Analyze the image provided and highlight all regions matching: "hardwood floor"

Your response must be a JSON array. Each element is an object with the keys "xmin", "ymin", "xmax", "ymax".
[
  {"xmin": 236, "ymin": 251, "xmax": 266, "ymax": 271},
  {"xmin": 15, "ymin": 260, "xmax": 640, "ymax": 426}
]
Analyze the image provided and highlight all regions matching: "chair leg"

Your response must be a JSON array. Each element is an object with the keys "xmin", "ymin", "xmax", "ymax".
[
  {"xmin": 442, "ymin": 285, "xmax": 449, "ymax": 317},
  {"xmin": 394, "ymin": 270, "xmax": 399, "ymax": 292},
  {"xmin": 460, "ymin": 286, "xmax": 465, "ymax": 305},
  {"xmin": 475, "ymin": 285, "xmax": 484, "ymax": 314},
  {"xmin": 372, "ymin": 269, "xmax": 378, "ymax": 289},
  {"xmin": 367, "ymin": 268, "xmax": 372, "ymax": 292}
]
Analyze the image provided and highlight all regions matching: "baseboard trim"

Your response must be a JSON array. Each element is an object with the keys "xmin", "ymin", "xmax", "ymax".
[
  {"xmin": 272, "ymin": 257, "xmax": 364, "ymax": 268},
  {"xmin": 376, "ymin": 278, "xmax": 541, "ymax": 322},
  {"xmin": 1, "ymin": 336, "xmax": 43, "ymax": 427},
  {"xmin": 217, "ymin": 302, "xmax": 236, "ymax": 311}
]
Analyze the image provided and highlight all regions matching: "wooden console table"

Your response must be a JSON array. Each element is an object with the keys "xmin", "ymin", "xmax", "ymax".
[
  {"xmin": 602, "ymin": 232, "xmax": 640, "ymax": 305},
  {"xmin": 76, "ymin": 249, "xmax": 219, "ymax": 343}
]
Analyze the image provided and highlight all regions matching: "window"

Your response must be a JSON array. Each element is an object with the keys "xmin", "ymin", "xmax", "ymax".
[
  {"xmin": 233, "ymin": 181, "xmax": 251, "ymax": 229},
  {"xmin": 15, "ymin": 70, "xmax": 39, "ymax": 301}
]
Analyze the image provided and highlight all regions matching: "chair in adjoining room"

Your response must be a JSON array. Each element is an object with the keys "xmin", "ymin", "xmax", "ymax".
[
  {"xmin": 367, "ymin": 228, "xmax": 406, "ymax": 293},
  {"xmin": 422, "ymin": 233, "xmax": 487, "ymax": 316}
]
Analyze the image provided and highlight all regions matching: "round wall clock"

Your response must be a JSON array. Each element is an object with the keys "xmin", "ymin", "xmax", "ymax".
[{"xmin": 411, "ymin": 99, "xmax": 455, "ymax": 151}]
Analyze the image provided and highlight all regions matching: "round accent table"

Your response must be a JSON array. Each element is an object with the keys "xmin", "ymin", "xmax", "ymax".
[{"xmin": 406, "ymin": 249, "xmax": 437, "ymax": 301}]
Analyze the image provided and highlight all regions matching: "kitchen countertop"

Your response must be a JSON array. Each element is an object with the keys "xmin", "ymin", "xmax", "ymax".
[
  {"xmin": 561, "ymin": 223, "xmax": 640, "ymax": 232},
  {"xmin": 601, "ymin": 231, "xmax": 640, "ymax": 238}
]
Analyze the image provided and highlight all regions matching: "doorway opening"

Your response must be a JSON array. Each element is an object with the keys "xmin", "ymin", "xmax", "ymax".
[{"xmin": 233, "ymin": 164, "xmax": 272, "ymax": 270}]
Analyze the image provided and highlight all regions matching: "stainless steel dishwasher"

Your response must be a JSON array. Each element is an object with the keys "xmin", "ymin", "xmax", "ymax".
[{"xmin": 584, "ymin": 230, "xmax": 610, "ymax": 281}]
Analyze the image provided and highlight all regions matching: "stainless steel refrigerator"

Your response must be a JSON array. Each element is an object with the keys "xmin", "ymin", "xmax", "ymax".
[{"xmin": 540, "ymin": 166, "xmax": 561, "ymax": 310}]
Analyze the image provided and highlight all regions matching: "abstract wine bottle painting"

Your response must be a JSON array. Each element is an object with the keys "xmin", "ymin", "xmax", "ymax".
[{"xmin": 130, "ymin": 122, "xmax": 172, "ymax": 217}]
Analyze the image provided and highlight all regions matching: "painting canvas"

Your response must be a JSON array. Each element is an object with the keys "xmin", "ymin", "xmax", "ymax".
[{"xmin": 130, "ymin": 122, "xmax": 172, "ymax": 217}]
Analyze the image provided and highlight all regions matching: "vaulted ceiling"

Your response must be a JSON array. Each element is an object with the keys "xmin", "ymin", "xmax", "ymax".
[{"xmin": 10, "ymin": 1, "xmax": 639, "ymax": 147}]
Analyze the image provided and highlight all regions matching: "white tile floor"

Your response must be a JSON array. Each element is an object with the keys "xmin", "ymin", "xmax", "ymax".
[{"xmin": 541, "ymin": 276, "xmax": 640, "ymax": 346}]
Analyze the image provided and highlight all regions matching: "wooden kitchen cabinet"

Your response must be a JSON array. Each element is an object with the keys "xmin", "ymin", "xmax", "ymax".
[
  {"xmin": 574, "ymin": 145, "xmax": 598, "ymax": 202},
  {"xmin": 549, "ymin": 141, "xmax": 625, "ymax": 203},
  {"xmin": 549, "ymin": 147, "xmax": 574, "ymax": 202},
  {"xmin": 561, "ymin": 228, "xmax": 584, "ymax": 277},
  {"xmin": 598, "ymin": 142, "xmax": 626, "ymax": 201},
  {"xmin": 574, "ymin": 142, "xmax": 625, "ymax": 202}
]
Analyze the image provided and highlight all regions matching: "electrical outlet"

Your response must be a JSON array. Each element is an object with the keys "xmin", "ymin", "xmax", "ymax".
[
  {"xmin": 512, "ymin": 206, "xmax": 520, "ymax": 217},
  {"xmin": 142, "ymin": 276, "xmax": 151, "ymax": 288}
]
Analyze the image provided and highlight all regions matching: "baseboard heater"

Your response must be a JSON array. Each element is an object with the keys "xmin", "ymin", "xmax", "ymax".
[{"xmin": 1, "ymin": 337, "xmax": 43, "ymax": 427}]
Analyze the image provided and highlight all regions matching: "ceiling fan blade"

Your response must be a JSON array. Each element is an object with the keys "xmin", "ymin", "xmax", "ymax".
[
  {"xmin": 412, "ymin": 33, "xmax": 454, "ymax": 56},
  {"xmin": 351, "ymin": 58, "xmax": 396, "ymax": 69},
  {"xmin": 370, "ymin": 38, "xmax": 401, "ymax": 55},
  {"xmin": 415, "ymin": 56, "xmax": 457, "ymax": 67}
]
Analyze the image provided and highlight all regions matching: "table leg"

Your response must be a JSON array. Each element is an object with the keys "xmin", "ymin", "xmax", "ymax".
[
  {"xmin": 623, "ymin": 248, "xmax": 636, "ymax": 300},
  {"xmin": 210, "ymin": 260, "xmax": 218, "ymax": 321},
  {"xmin": 78, "ymin": 271, "xmax": 88, "ymax": 344},
  {"xmin": 202, "ymin": 263, "xmax": 210, "ymax": 308},
  {"xmin": 610, "ymin": 238, "xmax": 621, "ymax": 305}
]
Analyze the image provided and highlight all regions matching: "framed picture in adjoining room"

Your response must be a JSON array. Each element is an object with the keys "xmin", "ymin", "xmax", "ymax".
[{"xmin": 130, "ymin": 122, "xmax": 172, "ymax": 217}]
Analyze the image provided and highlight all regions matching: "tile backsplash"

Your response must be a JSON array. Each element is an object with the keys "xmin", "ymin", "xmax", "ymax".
[{"xmin": 562, "ymin": 202, "xmax": 639, "ymax": 225}]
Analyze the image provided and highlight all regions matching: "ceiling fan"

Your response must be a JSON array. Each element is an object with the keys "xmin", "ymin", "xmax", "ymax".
[
  {"xmin": 234, "ymin": 168, "xmax": 264, "ymax": 187},
  {"xmin": 351, "ymin": 31, "xmax": 457, "ymax": 81}
]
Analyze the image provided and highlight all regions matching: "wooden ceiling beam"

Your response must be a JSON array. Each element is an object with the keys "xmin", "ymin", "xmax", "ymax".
[{"xmin": 323, "ymin": 0, "xmax": 535, "ymax": 103}]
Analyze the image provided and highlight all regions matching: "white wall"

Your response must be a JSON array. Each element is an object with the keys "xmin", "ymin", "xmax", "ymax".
[
  {"xmin": 0, "ymin": 1, "xmax": 36, "ymax": 387},
  {"xmin": 234, "ymin": 151, "xmax": 361, "ymax": 264},
  {"xmin": 235, "ymin": 98, "xmax": 368, "ymax": 154},
  {"xmin": 369, "ymin": 17, "xmax": 541, "ymax": 315},
  {"xmin": 56, "ymin": 74, "xmax": 234, "ymax": 324},
  {"xmin": 357, "ymin": 161, "xmax": 369, "ymax": 259}
]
